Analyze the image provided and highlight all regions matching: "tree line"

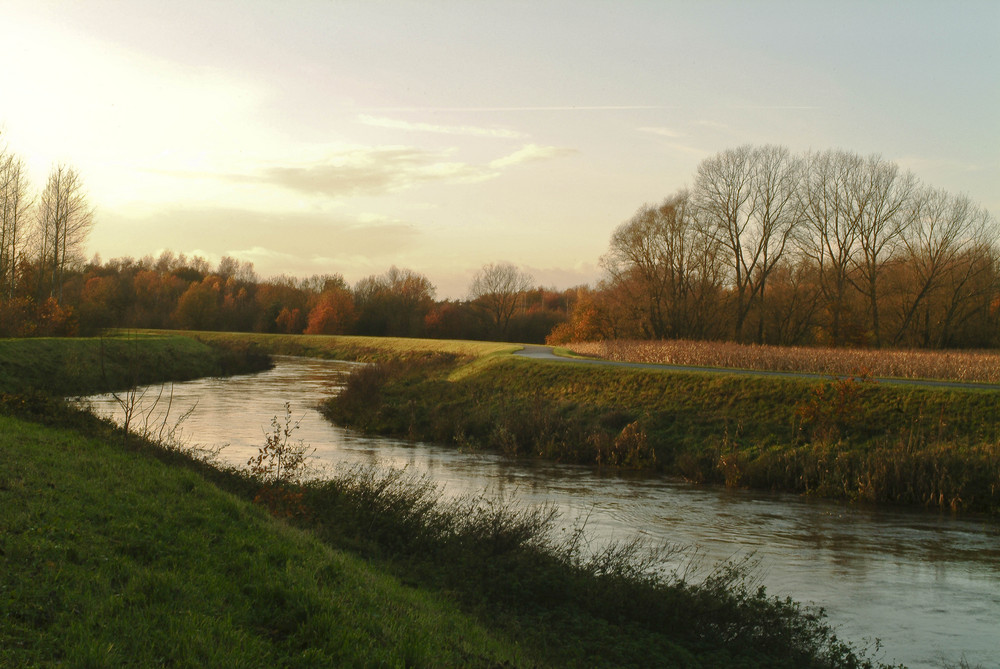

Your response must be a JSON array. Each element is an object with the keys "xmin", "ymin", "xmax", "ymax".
[
  {"xmin": 0, "ymin": 239, "xmax": 569, "ymax": 343},
  {"xmin": 1, "ymin": 134, "xmax": 568, "ymax": 341},
  {"xmin": 550, "ymin": 145, "xmax": 1000, "ymax": 349},
  {"xmin": 4, "ymin": 136, "xmax": 997, "ymax": 349}
]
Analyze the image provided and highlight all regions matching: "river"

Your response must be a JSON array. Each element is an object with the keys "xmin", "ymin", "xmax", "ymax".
[{"xmin": 81, "ymin": 356, "xmax": 1000, "ymax": 669}]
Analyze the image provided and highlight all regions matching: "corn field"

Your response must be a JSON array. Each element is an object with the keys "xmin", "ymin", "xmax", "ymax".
[{"xmin": 567, "ymin": 339, "xmax": 1000, "ymax": 384}]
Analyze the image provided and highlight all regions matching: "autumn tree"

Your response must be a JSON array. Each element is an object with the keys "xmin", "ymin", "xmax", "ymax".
[
  {"xmin": 304, "ymin": 286, "xmax": 355, "ymax": 334},
  {"xmin": 354, "ymin": 266, "xmax": 435, "ymax": 337},
  {"xmin": 468, "ymin": 261, "xmax": 533, "ymax": 339},
  {"xmin": 132, "ymin": 268, "xmax": 188, "ymax": 328},
  {"xmin": 172, "ymin": 276, "xmax": 221, "ymax": 330}
]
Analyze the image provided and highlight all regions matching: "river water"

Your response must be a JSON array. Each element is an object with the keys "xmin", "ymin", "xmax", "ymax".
[{"xmin": 82, "ymin": 356, "xmax": 1000, "ymax": 669}]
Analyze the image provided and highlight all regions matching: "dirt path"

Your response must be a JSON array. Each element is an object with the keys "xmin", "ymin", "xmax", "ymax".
[{"xmin": 514, "ymin": 345, "xmax": 1000, "ymax": 391}]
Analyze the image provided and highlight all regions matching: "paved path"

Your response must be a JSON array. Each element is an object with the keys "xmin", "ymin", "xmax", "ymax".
[{"xmin": 514, "ymin": 345, "xmax": 1000, "ymax": 391}]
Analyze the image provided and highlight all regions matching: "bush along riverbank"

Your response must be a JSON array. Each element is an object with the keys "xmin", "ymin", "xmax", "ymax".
[
  {"xmin": 0, "ymin": 334, "xmax": 896, "ymax": 667},
  {"xmin": 324, "ymin": 353, "xmax": 1000, "ymax": 514}
]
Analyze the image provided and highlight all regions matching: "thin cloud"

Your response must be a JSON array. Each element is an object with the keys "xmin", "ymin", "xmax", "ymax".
[
  {"xmin": 358, "ymin": 114, "xmax": 526, "ymax": 139},
  {"xmin": 210, "ymin": 143, "xmax": 576, "ymax": 198},
  {"xmin": 639, "ymin": 126, "xmax": 686, "ymax": 139},
  {"xmin": 731, "ymin": 105, "xmax": 820, "ymax": 110},
  {"xmin": 662, "ymin": 142, "xmax": 711, "ymax": 158},
  {"xmin": 224, "ymin": 147, "xmax": 489, "ymax": 197},
  {"xmin": 693, "ymin": 120, "xmax": 732, "ymax": 131},
  {"xmin": 490, "ymin": 144, "xmax": 577, "ymax": 169},
  {"xmin": 100, "ymin": 207, "xmax": 424, "ymax": 271}
]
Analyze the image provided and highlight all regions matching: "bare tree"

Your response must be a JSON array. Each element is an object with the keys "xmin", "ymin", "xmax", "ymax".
[
  {"xmin": 694, "ymin": 145, "xmax": 803, "ymax": 342},
  {"xmin": 893, "ymin": 188, "xmax": 997, "ymax": 345},
  {"xmin": 36, "ymin": 164, "xmax": 93, "ymax": 302},
  {"xmin": 843, "ymin": 155, "xmax": 918, "ymax": 346},
  {"xmin": 601, "ymin": 190, "xmax": 722, "ymax": 339},
  {"xmin": 468, "ymin": 261, "xmax": 533, "ymax": 338},
  {"xmin": 797, "ymin": 149, "xmax": 863, "ymax": 344},
  {"xmin": 0, "ymin": 146, "xmax": 32, "ymax": 299}
]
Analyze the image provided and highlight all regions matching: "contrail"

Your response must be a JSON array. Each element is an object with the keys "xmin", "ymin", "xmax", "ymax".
[
  {"xmin": 354, "ymin": 104, "xmax": 819, "ymax": 112},
  {"xmin": 356, "ymin": 105, "xmax": 671, "ymax": 112}
]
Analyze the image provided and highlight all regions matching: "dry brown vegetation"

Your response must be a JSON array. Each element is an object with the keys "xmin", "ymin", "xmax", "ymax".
[{"xmin": 566, "ymin": 339, "xmax": 1000, "ymax": 384}]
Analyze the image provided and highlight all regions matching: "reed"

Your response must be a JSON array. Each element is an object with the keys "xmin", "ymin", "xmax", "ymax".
[{"xmin": 568, "ymin": 339, "xmax": 1000, "ymax": 384}]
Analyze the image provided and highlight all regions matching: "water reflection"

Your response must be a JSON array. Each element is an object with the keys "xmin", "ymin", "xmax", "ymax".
[{"xmin": 82, "ymin": 356, "xmax": 1000, "ymax": 669}]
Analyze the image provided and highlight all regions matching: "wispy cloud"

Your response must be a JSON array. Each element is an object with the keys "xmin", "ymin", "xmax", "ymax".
[
  {"xmin": 358, "ymin": 114, "xmax": 526, "ymax": 139},
  {"xmin": 639, "ymin": 126, "xmax": 685, "ymax": 139},
  {"xmin": 693, "ymin": 120, "xmax": 732, "ymax": 131},
  {"xmin": 209, "ymin": 144, "xmax": 576, "ymax": 198},
  {"xmin": 221, "ymin": 147, "xmax": 489, "ymax": 197},
  {"xmin": 637, "ymin": 127, "xmax": 708, "ymax": 158},
  {"xmin": 489, "ymin": 144, "xmax": 576, "ymax": 169}
]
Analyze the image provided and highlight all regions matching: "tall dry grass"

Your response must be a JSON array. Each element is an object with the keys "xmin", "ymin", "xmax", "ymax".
[{"xmin": 567, "ymin": 339, "xmax": 1000, "ymax": 384}]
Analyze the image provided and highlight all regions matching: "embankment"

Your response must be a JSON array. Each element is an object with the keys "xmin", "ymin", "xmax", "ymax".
[{"xmin": 325, "ymin": 352, "xmax": 1000, "ymax": 514}]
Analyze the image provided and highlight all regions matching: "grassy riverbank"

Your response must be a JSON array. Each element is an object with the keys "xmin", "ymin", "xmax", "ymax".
[
  {"xmin": 325, "ymin": 352, "xmax": 1000, "ymax": 514},
  {"xmin": 0, "ymin": 333, "xmax": 891, "ymax": 667},
  {"xmin": 0, "ymin": 413, "xmax": 522, "ymax": 667},
  {"xmin": 154, "ymin": 329, "xmax": 518, "ymax": 362},
  {"xmin": 0, "ymin": 332, "xmax": 271, "ymax": 395}
]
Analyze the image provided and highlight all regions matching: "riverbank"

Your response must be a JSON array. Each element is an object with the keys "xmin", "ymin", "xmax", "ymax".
[
  {"xmin": 0, "ymin": 412, "xmax": 525, "ymax": 666},
  {"xmin": 155, "ymin": 329, "xmax": 519, "ymax": 362},
  {"xmin": 0, "ymin": 334, "xmax": 889, "ymax": 668},
  {"xmin": 324, "ymin": 350, "xmax": 1000, "ymax": 514},
  {"xmin": 0, "ymin": 332, "xmax": 272, "ymax": 395}
]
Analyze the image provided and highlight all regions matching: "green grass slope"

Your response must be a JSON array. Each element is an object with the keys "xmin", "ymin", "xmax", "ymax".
[{"xmin": 0, "ymin": 414, "xmax": 521, "ymax": 667}]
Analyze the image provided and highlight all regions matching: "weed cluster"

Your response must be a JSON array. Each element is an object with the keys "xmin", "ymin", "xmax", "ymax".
[
  {"xmin": 795, "ymin": 374, "xmax": 873, "ymax": 443},
  {"xmin": 246, "ymin": 402, "xmax": 313, "ymax": 518}
]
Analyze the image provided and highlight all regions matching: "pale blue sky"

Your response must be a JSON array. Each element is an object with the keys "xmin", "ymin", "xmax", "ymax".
[{"xmin": 2, "ymin": 0, "xmax": 997, "ymax": 297}]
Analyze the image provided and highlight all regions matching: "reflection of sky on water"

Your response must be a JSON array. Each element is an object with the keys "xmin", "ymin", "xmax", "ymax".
[{"xmin": 82, "ymin": 356, "xmax": 1000, "ymax": 669}]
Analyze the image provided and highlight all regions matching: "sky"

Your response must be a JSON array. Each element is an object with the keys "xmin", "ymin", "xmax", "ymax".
[{"xmin": 1, "ymin": 0, "xmax": 998, "ymax": 299}]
